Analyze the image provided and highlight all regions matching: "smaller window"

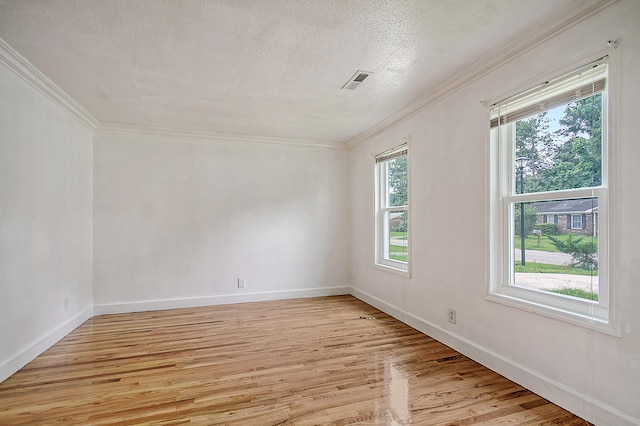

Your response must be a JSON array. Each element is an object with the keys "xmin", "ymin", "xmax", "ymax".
[
  {"xmin": 374, "ymin": 143, "xmax": 409, "ymax": 274},
  {"xmin": 571, "ymin": 214, "xmax": 584, "ymax": 230}
]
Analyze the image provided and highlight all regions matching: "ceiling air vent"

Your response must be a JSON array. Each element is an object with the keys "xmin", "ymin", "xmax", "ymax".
[{"xmin": 341, "ymin": 70, "xmax": 372, "ymax": 90}]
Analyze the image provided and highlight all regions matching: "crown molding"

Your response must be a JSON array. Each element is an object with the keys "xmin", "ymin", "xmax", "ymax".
[
  {"xmin": 346, "ymin": 0, "xmax": 619, "ymax": 149},
  {"xmin": 0, "ymin": 35, "xmax": 342, "ymax": 150},
  {"xmin": 95, "ymin": 122, "xmax": 347, "ymax": 150},
  {"xmin": 0, "ymin": 38, "xmax": 98, "ymax": 131}
]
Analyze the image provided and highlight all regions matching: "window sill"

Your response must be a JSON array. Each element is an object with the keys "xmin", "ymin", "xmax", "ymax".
[
  {"xmin": 486, "ymin": 291, "xmax": 620, "ymax": 337},
  {"xmin": 373, "ymin": 262, "xmax": 410, "ymax": 278}
]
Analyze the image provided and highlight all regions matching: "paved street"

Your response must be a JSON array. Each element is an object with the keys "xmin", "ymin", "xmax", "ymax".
[
  {"xmin": 515, "ymin": 248, "xmax": 572, "ymax": 265},
  {"xmin": 390, "ymin": 236, "xmax": 407, "ymax": 247}
]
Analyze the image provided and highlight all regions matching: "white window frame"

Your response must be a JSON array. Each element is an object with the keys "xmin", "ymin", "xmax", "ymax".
[
  {"xmin": 374, "ymin": 142, "xmax": 409, "ymax": 276},
  {"xmin": 487, "ymin": 56, "xmax": 618, "ymax": 334}
]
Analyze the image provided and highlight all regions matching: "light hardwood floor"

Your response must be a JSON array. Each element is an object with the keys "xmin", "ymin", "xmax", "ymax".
[{"xmin": 0, "ymin": 296, "xmax": 589, "ymax": 425}]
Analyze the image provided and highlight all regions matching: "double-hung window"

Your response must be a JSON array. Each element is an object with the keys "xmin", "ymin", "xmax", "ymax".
[
  {"xmin": 374, "ymin": 143, "xmax": 409, "ymax": 274},
  {"xmin": 488, "ymin": 58, "xmax": 612, "ymax": 330}
]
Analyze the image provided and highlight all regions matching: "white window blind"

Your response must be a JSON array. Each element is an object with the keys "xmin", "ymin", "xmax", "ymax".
[
  {"xmin": 375, "ymin": 144, "xmax": 408, "ymax": 164},
  {"xmin": 490, "ymin": 57, "xmax": 607, "ymax": 128}
]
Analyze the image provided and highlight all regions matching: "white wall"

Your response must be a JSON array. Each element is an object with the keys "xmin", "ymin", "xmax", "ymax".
[
  {"xmin": 349, "ymin": 1, "xmax": 640, "ymax": 425},
  {"xmin": 1, "ymin": 3, "xmax": 637, "ymax": 423},
  {"xmin": 0, "ymin": 61, "xmax": 93, "ymax": 381},
  {"xmin": 93, "ymin": 132, "xmax": 349, "ymax": 313}
]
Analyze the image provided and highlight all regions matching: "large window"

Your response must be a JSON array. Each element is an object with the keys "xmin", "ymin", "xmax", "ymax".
[
  {"xmin": 488, "ymin": 58, "xmax": 612, "ymax": 329},
  {"xmin": 375, "ymin": 143, "xmax": 409, "ymax": 274}
]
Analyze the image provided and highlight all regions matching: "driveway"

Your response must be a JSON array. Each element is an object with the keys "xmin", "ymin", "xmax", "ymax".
[
  {"xmin": 515, "ymin": 272, "xmax": 599, "ymax": 293},
  {"xmin": 390, "ymin": 236, "xmax": 408, "ymax": 247},
  {"xmin": 513, "ymin": 248, "xmax": 598, "ymax": 294}
]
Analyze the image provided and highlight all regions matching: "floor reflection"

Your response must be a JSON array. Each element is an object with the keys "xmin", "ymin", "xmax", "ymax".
[{"xmin": 386, "ymin": 362, "xmax": 410, "ymax": 424}]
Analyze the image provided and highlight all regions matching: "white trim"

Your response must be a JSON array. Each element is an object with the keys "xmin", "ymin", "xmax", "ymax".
[
  {"xmin": 0, "ymin": 305, "xmax": 93, "ymax": 383},
  {"xmin": 0, "ymin": 37, "xmax": 98, "ymax": 131},
  {"xmin": 604, "ymin": 37, "xmax": 623, "ymax": 336},
  {"xmin": 349, "ymin": 286, "xmax": 639, "ymax": 426},
  {"xmin": 95, "ymin": 122, "xmax": 346, "ymax": 150},
  {"xmin": 93, "ymin": 286, "xmax": 350, "ymax": 315},
  {"xmin": 346, "ymin": 0, "xmax": 618, "ymax": 150}
]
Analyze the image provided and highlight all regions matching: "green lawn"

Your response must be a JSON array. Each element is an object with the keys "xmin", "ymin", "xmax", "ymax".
[
  {"xmin": 515, "ymin": 261, "xmax": 595, "ymax": 276},
  {"xmin": 390, "ymin": 231, "xmax": 408, "ymax": 262},
  {"xmin": 546, "ymin": 287, "xmax": 598, "ymax": 301},
  {"xmin": 390, "ymin": 244, "xmax": 408, "ymax": 262},
  {"xmin": 514, "ymin": 234, "xmax": 598, "ymax": 252},
  {"xmin": 390, "ymin": 254, "xmax": 408, "ymax": 262},
  {"xmin": 390, "ymin": 231, "xmax": 408, "ymax": 239}
]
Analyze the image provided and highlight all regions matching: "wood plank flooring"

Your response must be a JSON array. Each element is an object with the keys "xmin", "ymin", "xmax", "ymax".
[{"xmin": 0, "ymin": 296, "xmax": 588, "ymax": 425}]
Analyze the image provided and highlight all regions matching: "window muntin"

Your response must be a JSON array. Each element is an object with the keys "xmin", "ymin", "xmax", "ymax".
[
  {"xmin": 375, "ymin": 144, "xmax": 409, "ymax": 273},
  {"xmin": 489, "ymin": 59, "xmax": 609, "ymax": 325}
]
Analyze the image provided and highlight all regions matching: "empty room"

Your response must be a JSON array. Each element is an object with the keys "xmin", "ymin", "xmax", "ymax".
[{"xmin": 1, "ymin": 0, "xmax": 638, "ymax": 424}]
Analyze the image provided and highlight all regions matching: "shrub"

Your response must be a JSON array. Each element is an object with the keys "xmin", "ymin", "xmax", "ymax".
[
  {"xmin": 548, "ymin": 235, "xmax": 598, "ymax": 270},
  {"xmin": 534, "ymin": 223, "xmax": 558, "ymax": 236}
]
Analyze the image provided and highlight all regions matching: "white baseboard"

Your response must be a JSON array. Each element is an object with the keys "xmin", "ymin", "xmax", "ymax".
[
  {"xmin": 94, "ymin": 286, "xmax": 350, "ymax": 315},
  {"xmin": 0, "ymin": 305, "xmax": 93, "ymax": 383},
  {"xmin": 349, "ymin": 286, "xmax": 639, "ymax": 426}
]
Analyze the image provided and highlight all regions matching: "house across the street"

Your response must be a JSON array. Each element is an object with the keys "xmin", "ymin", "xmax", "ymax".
[{"xmin": 532, "ymin": 198, "xmax": 598, "ymax": 236}]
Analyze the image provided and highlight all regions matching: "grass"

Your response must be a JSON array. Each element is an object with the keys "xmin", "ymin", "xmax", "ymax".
[
  {"xmin": 390, "ymin": 231, "xmax": 408, "ymax": 240},
  {"xmin": 514, "ymin": 234, "xmax": 598, "ymax": 252},
  {"xmin": 390, "ymin": 232, "xmax": 408, "ymax": 262},
  {"xmin": 390, "ymin": 244, "xmax": 408, "ymax": 262},
  {"xmin": 545, "ymin": 287, "xmax": 598, "ymax": 301},
  {"xmin": 515, "ymin": 261, "xmax": 596, "ymax": 276},
  {"xmin": 390, "ymin": 254, "xmax": 408, "ymax": 262}
]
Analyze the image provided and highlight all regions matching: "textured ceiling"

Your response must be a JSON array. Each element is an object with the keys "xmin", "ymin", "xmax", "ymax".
[{"xmin": 0, "ymin": 0, "xmax": 604, "ymax": 145}]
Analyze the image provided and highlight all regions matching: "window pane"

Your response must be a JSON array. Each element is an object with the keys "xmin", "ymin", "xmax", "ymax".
[
  {"xmin": 386, "ymin": 211, "xmax": 408, "ymax": 263},
  {"xmin": 386, "ymin": 156, "xmax": 407, "ymax": 207},
  {"xmin": 512, "ymin": 197, "xmax": 598, "ymax": 301},
  {"xmin": 514, "ymin": 93, "xmax": 602, "ymax": 194}
]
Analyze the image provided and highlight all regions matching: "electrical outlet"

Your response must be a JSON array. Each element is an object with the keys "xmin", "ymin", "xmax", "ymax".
[
  {"xmin": 64, "ymin": 297, "xmax": 69, "ymax": 312},
  {"xmin": 448, "ymin": 308, "xmax": 456, "ymax": 324},
  {"xmin": 238, "ymin": 278, "xmax": 245, "ymax": 288}
]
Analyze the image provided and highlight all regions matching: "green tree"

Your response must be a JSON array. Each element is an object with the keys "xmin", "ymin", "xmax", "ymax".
[
  {"xmin": 514, "ymin": 204, "xmax": 538, "ymax": 236},
  {"xmin": 540, "ymin": 94, "xmax": 602, "ymax": 190},
  {"xmin": 515, "ymin": 112, "xmax": 555, "ymax": 192},
  {"xmin": 516, "ymin": 94, "xmax": 602, "ymax": 194},
  {"xmin": 388, "ymin": 156, "xmax": 407, "ymax": 206},
  {"xmin": 558, "ymin": 94, "xmax": 602, "ymax": 144}
]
